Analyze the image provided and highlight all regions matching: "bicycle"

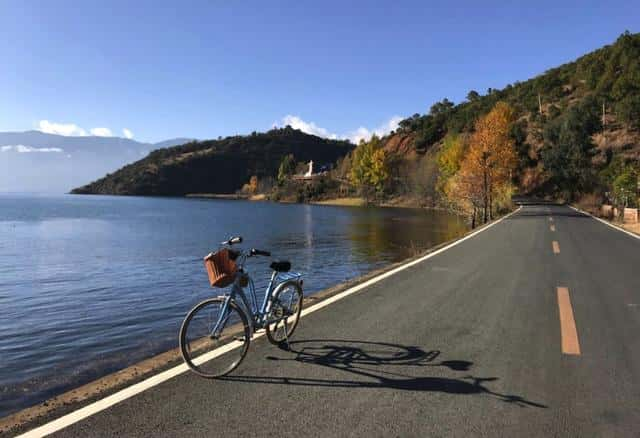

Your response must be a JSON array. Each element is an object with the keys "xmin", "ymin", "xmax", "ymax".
[{"xmin": 179, "ymin": 236, "xmax": 304, "ymax": 378}]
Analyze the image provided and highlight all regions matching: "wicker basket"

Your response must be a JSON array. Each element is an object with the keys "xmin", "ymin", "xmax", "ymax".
[{"xmin": 204, "ymin": 249, "xmax": 237, "ymax": 288}]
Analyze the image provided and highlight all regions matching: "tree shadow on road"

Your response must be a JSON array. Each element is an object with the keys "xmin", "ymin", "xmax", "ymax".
[{"xmin": 220, "ymin": 339, "xmax": 546, "ymax": 408}]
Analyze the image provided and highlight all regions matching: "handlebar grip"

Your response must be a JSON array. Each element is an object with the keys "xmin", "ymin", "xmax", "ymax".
[
  {"xmin": 252, "ymin": 249, "xmax": 271, "ymax": 257},
  {"xmin": 224, "ymin": 236, "xmax": 242, "ymax": 245}
]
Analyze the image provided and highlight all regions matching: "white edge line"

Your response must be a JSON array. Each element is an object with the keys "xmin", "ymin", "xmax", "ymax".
[
  {"xmin": 17, "ymin": 206, "xmax": 522, "ymax": 438},
  {"xmin": 569, "ymin": 206, "xmax": 640, "ymax": 241}
]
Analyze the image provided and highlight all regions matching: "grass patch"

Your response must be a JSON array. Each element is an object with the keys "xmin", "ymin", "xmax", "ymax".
[{"xmin": 313, "ymin": 197, "xmax": 366, "ymax": 207}]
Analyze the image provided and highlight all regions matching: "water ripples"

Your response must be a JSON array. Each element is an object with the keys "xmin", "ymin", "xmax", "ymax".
[{"xmin": 0, "ymin": 194, "xmax": 467, "ymax": 416}]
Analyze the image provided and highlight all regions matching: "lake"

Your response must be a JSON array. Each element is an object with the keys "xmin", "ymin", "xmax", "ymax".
[{"xmin": 0, "ymin": 194, "xmax": 467, "ymax": 417}]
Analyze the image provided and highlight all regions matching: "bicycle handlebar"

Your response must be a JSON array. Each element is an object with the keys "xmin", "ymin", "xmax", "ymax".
[
  {"xmin": 222, "ymin": 236, "xmax": 243, "ymax": 246},
  {"xmin": 218, "ymin": 236, "xmax": 270, "ymax": 261}
]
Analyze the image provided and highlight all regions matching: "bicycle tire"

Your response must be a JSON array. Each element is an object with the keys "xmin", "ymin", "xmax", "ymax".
[
  {"xmin": 179, "ymin": 297, "xmax": 251, "ymax": 378},
  {"xmin": 265, "ymin": 280, "xmax": 303, "ymax": 345}
]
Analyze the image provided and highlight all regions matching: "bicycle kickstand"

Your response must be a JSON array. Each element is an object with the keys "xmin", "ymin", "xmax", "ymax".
[{"xmin": 281, "ymin": 322, "xmax": 291, "ymax": 350}]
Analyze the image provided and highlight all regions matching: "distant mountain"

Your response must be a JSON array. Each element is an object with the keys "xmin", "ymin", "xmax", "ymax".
[
  {"xmin": 0, "ymin": 131, "xmax": 193, "ymax": 193},
  {"xmin": 71, "ymin": 127, "xmax": 354, "ymax": 195}
]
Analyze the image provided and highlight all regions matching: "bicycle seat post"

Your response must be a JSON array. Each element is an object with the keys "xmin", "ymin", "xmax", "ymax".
[{"xmin": 267, "ymin": 270, "xmax": 278, "ymax": 291}]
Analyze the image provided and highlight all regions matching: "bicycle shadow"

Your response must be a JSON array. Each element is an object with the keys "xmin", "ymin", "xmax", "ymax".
[{"xmin": 220, "ymin": 339, "xmax": 546, "ymax": 408}]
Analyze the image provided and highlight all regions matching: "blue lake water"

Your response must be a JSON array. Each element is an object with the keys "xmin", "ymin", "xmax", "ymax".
[{"xmin": 0, "ymin": 194, "xmax": 467, "ymax": 417}]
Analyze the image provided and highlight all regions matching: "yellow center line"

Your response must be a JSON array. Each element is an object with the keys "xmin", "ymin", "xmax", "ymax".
[
  {"xmin": 552, "ymin": 241, "xmax": 560, "ymax": 254},
  {"xmin": 557, "ymin": 287, "xmax": 581, "ymax": 355},
  {"xmin": 550, "ymin": 224, "xmax": 556, "ymax": 232}
]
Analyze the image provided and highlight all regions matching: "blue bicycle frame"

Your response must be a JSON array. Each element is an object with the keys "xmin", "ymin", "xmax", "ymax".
[{"xmin": 211, "ymin": 253, "xmax": 302, "ymax": 339}]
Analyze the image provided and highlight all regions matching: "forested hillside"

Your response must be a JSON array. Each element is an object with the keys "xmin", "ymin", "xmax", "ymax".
[
  {"xmin": 72, "ymin": 128, "xmax": 353, "ymax": 195},
  {"xmin": 331, "ymin": 31, "xmax": 640, "ymax": 221}
]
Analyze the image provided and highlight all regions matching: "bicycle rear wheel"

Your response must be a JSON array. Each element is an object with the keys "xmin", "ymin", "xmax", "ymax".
[
  {"xmin": 266, "ymin": 281, "xmax": 303, "ymax": 345},
  {"xmin": 179, "ymin": 297, "xmax": 250, "ymax": 378}
]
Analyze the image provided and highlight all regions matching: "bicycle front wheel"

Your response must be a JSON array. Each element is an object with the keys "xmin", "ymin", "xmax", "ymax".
[{"xmin": 179, "ymin": 297, "xmax": 251, "ymax": 378}]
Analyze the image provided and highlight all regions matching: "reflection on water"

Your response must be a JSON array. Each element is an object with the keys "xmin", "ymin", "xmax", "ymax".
[
  {"xmin": 348, "ymin": 208, "xmax": 467, "ymax": 261},
  {"xmin": 0, "ymin": 194, "xmax": 467, "ymax": 417}
]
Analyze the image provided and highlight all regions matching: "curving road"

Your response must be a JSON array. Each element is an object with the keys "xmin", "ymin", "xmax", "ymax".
[{"xmin": 16, "ymin": 204, "xmax": 640, "ymax": 437}]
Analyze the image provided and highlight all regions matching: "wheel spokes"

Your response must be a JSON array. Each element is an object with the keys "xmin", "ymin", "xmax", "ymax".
[{"xmin": 181, "ymin": 299, "xmax": 250, "ymax": 378}]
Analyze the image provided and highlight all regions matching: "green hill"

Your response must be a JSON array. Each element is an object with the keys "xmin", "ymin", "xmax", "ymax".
[
  {"xmin": 71, "ymin": 127, "xmax": 353, "ymax": 195},
  {"xmin": 394, "ymin": 31, "xmax": 639, "ymax": 146},
  {"xmin": 380, "ymin": 31, "xmax": 640, "ymax": 199}
]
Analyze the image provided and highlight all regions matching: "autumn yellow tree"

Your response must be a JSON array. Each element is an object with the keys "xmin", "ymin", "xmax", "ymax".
[
  {"xmin": 369, "ymin": 148, "xmax": 389, "ymax": 192},
  {"xmin": 437, "ymin": 133, "xmax": 465, "ymax": 178},
  {"xmin": 447, "ymin": 162, "xmax": 484, "ymax": 227},
  {"xmin": 457, "ymin": 102, "xmax": 517, "ymax": 223},
  {"xmin": 350, "ymin": 135, "xmax": 389, "ymax": 196},
  {"xmin": 436, "ymin": 133, "xmax": 466, "ymax": 202},
  {"xmin": 241, "ymin": 175, "xmax": 259, "ymax": 194}
]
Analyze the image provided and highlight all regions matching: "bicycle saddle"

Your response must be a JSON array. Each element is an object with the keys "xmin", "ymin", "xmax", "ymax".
[{"xmin": 270, "ymin": 260, "xmax": 291, "ymax": 272}]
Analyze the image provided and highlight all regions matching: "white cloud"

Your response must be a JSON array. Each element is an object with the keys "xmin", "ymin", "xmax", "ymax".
[
  {"xmin": 274, "ymin": 115, "xmax": 403, "ymax": 144},
  {"xmin": 90, "ymin": 127, "xmax": 113, "ymax": 137},
  {"xmin": 346, "ymin": 116, "xmax": 403, "ymax": 144},
  {"xmin": 346, "ymin": 127, "xmax": 372, "ymax": 145},
  {"xmin": 37, "ymin": 120, "xmax": 133, "ymax": 139},
  {"xmin": 1, "ymin": 144, "xmax": 64, "ymax": 153},
  {"xmin": 279, "ymin": 115, "xmax": 338, "ymax": 139},
  {"xmin": 38, "ymin": 120, "xmax": 87, "ymax": 136}
]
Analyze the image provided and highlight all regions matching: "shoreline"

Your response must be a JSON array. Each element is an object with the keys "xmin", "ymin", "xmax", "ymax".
[
  {"xmin": 0, "ymin": 209, "xmax": 488, "ymax": 435},
  {"xmin": 71, "ymin": 190, "xmax": 454, "ymax": 213},
  {"xmin": 312, "ymin": 197, "xmax": 447, "ymax": 211},
  {"xmin": 311, "ymin": 197, "xmax": 367, "ymax": 207},
  {"xmin": 186, "ymin": 193, "xmax": 452, "ymax": 212},
  {"xmin": 185, "ymin": 193, "xmax": 248, "ymax": 200}
]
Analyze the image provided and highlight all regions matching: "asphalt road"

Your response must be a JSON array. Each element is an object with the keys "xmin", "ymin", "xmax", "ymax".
[{"xmin": 27, "ymin": 205, "xmax": 640, "ymax": 436}]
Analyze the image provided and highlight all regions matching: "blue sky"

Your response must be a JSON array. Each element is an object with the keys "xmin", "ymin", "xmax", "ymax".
[{"xmin": 1, "ymin": 0, "xmax": 638, "ymax": 143}]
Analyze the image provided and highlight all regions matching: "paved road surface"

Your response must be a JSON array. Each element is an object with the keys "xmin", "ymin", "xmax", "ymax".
[{"xmin": 22, "ymin": 205, "xmax": 640, "ymax": 436}]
